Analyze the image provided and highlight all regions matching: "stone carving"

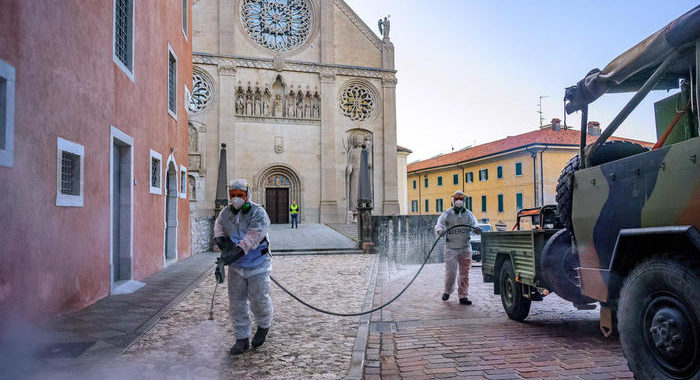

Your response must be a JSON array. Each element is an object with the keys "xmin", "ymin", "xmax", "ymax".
[
  {"xmin": 188, "ymin": 175, "xmax": 196, "ymax": 200},
  {"xmin": 341, "ymin": 83, "xmax": 375, "ymax": 122},
  {"xmin": 235, "ymin": 81, "xmax": 320, "ymax": 120},
  {"xmin": 193, "ymin": 54, "xmax": 394, "ymax": 81},
  {"xmin": 274, "ymin": 136, "xmax": 284, "ymax": 154},
  {"xmin": 188, "ymin": 155, "xmax": 201, "ymax": 170},
  {"xmin": 188, "ymin": 124, "xmax": 198, "ymax": 152},
  {"xmin": 240, "ymin": 0, "xmax": 312, "ymax": 52},
  {"xmin": 189, "ymin": 69, "xmax": 213, "ymax": 114},
  {"xmin": 344, "ymin": 130, "xmax": 374, "ymax": 214}
]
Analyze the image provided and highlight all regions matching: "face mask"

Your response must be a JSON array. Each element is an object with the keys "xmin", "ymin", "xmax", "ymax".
[
  {"xmin": 454, "ymin": 200, "xmax": 464, "ymax": 208},
  {"xmin": 232, "ymin": 197, "xmax": 246, "ymax": 209}
]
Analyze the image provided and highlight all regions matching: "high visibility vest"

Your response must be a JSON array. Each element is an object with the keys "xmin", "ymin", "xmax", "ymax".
[{"xmin": 290, "ymin": 204, "xmax": 298, "ymax": 214}]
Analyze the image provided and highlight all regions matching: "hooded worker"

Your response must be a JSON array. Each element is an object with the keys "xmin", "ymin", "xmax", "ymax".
[
  {"xmin": 213, "ymin": 178, "xmax": 273, "ymax": 355},
  {"xmin": 434, "ymin": 190, "xmax": 482, "ymax": 305}
]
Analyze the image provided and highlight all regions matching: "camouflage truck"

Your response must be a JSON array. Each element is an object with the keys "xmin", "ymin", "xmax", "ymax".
[{"xmin": 482, "ymin": 6, "xmax": 700, "ymax": 379}]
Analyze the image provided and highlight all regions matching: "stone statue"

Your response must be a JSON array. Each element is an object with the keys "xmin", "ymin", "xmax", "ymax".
[
  {"xmin": 303, "ymin": 97, "xmax": 311, "ymax": 118},
  {"xmin": 296, "ymin": 95, "xmax": 303, "ymax": 118},
  {"xmin": 187, "ymin": 176, "xmax": 196, "ymax": 200},
  {"xmin": 312, "ymin": 100, "xmax": 319, "ymax": 119},
  {"xmin": 245, "ymin": 94, "xmax": 252, "ymax": 115},
  {"xmin": 287, "ymin": 92, "xmax": 295, "ymax": 117},
  {"xmin": 236, "ymin": 95, "xmax": 245, "ymax": 115},
  {"xmin": 378, "ymin": 18, "xmax": 383, "ymax": 36},
  {"xmin": 381, "ymin": 16, "xmax": 390, "ymax": 40},
  {"xmin": 273, "ymin": 94, "xmax": 282, "ymax": 117},
  {"xmin": 254, "ymin": 92, "xmax": 262, "ymax": 116},
  {"xmin": 346, "ymin": 134, "xmax": 363, "ymax": 213},
  {"xmin": 263, "ymin": 91, "xmax": 271, "ymax": 116}
]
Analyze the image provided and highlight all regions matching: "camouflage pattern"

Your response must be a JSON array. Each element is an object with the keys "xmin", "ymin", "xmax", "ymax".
[{"xmin": 571, "ymin": 136, "xmax": 700, "ymax": 301}]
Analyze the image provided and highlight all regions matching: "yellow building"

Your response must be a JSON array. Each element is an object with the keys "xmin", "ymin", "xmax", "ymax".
[{"xmin": 407, "ymin": 121, "xmax": 650, "ymax": 229}]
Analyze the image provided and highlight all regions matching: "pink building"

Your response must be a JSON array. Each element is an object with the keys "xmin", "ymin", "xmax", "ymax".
[{"xmin": 0, "ymin": 1, "xmax": 193, "ymax": 321}]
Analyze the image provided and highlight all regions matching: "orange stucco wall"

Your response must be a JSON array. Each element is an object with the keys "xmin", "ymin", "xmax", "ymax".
[{"xmin": 0, "ymin": 1, "xmax": 192, "ymax": 322}]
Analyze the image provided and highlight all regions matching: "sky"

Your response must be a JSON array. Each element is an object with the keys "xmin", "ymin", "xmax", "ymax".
[{"xmin": 345, "ymin": 0, "xmax": 698, "ymax": 162}]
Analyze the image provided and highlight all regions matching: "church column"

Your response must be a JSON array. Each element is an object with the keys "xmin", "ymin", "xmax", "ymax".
[
  {"xmin": 217, "ymin": 65, "xmax": 237, "ymax": 186},
  {"xmin": 382, "ymin": 76, "xmax": 400, "ymax": 215},
  {"xmin": 319, "ymin": 72, "xmax": 338, "ymax": 223},
  {"xmin": 319, "ymin": 0, "xmax": 338, "ymax": 223}
]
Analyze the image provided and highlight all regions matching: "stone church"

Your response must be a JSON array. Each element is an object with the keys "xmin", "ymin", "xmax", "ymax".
[{"xmin": 188, "ymin": 0, "xmax": 399, "ymax": 250}]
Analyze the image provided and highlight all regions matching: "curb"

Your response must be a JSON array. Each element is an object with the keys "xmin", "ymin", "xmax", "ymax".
[{"xmin": 344, "ymin": 252, "xmax": 380, "ymax": 380}]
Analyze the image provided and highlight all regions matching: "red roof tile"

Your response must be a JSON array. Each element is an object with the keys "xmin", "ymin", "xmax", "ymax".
[{"xmin": 407, "ymin": 128, "xmax": 652, "ymax": 172}]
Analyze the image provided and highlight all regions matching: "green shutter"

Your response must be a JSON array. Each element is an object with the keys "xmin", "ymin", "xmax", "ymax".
[
  {"xmin": 481, "ymin": 195, "xmax": 487, "ymax": 212},
  {"xmin": 515, "ymin": 162, "xmax": 522, "ymax": 176},
  {"xmin": 497, "ymin": 166, "xmax": 503, "ymax": 179},
  {"xmin": 498, "ymin": 194, "xmax": 504, "ymax": 212},
  {"xmin": 516, "ymin": 193, "xmax": 523, "ymax": 209}
]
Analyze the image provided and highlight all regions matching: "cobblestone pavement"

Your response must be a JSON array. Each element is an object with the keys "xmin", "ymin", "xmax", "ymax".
[
  {"xmin": 119, "ymin": 254, "xmax": 375, "ymax": 380},
  {"xmin": 365, "ymin": 258, "xmax": 634, "ymax": 380}
]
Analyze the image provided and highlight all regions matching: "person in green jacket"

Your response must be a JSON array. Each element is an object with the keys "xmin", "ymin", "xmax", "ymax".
[{"xmin": 289, "ymin": 201, "xmax": 299, "ymax": 228}]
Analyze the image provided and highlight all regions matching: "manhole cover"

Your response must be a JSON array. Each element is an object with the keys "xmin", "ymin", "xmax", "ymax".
[
  {"xmin": 39, "ymin": 341, "xmax": 95, "ymax": 358},
  {"xmin": 369, "ymin": 322, "xmax": 397, "ymax": 333}
]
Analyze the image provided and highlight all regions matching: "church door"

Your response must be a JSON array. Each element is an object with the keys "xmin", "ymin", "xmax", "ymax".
[{"xmin": 265, "ymin": 188, "xmax": 289, "ymax": 224}]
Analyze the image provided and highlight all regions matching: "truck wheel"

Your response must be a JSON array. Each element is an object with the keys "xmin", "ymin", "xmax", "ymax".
[
  {"xmin": 541, "ymin": 229, "xmax": 595, "ymax": 305},
  {"xmin": 555, "ymin": 141, "xmax": 648, "ymax": 231},
  {"xmin": 618, "ymin": 256, "xmax": 699, "ymax": 379},
  {"xmin": 499, "ymin": 260, "xmax": 531, "ymax": 321}
]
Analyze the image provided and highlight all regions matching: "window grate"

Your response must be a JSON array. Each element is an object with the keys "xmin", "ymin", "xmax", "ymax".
[
  {"xmin": 114, "ymin": 0, "xmax": 132, "ymax": 68},
  {"xmin": 151, "ymin": 158, "xmax": 160, "ymax": 188},
  {"xmin": 61, "ymin": 152, "xmax": 79, "ymax": 195},
  {"xmin": 168, "ymin": 54, "xmax": 177, "ymax": 113}
]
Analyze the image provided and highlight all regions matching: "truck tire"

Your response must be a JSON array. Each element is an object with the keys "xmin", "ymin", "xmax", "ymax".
[
  {"xmin": 499, "ymin": 260, "xmax": 531, "ymax": 321},
  {"xmin": 618, "ymin": 256, "xmax": 700, "ymax": 380},
  {"xmin": 541, "ymin": 229, "xmax": 595, "ymax": 305},
  {"xmin": 555, "ymin": 141, "xmax": 648, "ymax": 231}
]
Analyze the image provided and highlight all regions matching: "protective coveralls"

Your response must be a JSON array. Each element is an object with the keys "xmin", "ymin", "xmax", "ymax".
[
  {"xmin": 213, "ymin": 179, "xmax": 272, "ymax": 354},
  {"xmin": 434, "ymin": 191, "xmax": 478, "ymax": 303}
]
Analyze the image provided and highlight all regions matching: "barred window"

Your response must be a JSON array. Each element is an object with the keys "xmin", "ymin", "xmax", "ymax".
[
  {"xmin": 61, "ymin": 152, "xmax": 80, "ymax": 195},
  {"xmin": 150, "ymin": 150, "xmax": 163, "ymax": 194},
  {"xmin": 411, "ymin": 200, "xmax": 418, "ymax": 212},
  {"xmin": 114, "ymin": 0, "xmax": 133, "ymax": 71},
  {"xmin": 151, "ymin": 158, "xmax": 160, "ymax": 188},
  {"xmin": 168, "ymin": 51, "xmax": 177, "ymax": 115},
  {"xmin": 56, "ymin": 137, "xmax": 84, "ymax": 207},
  {"xmin": 466, "ymin": 196, "xmax": 473, "ymax": 211},
  {"xmin": 436, "ymin": 198, "xmax": 443, "ymax": 212}
]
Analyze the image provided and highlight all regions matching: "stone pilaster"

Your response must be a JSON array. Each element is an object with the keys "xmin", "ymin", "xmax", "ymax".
[
  {"xmin": 319, "ymin": 72, "xmax": 338, "ymax": 222},
  {"xmin": 218, "ymin": 0, "xmax": 236, "ymax": 54},
  {"xmin": 217, "ymin": 66, "xmax": 237, "ymax": 186},
  {"xmin": 382, "ymin": 77, "xmax": 400, "ymax": 215},
  {"xmin": 320, "ymin": 0, "xmax": 335, "ymax": 64}
]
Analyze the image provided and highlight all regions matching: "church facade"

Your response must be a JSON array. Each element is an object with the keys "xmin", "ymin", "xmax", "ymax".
[{"xmin": 188, "ymin": 0, "xmax": 399, "ymax": 248}]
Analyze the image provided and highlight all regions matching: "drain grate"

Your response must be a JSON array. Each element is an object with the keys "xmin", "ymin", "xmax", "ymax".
[
  {"xmin": 39, "ymin": 341, "xmax": 95, "ymax": 358},
  {"xmin": 369, "ymin": 321, "xmax": 397, "ymax": 333}
]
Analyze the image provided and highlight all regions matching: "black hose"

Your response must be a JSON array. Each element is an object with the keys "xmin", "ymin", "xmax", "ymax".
[{"xmin": 268, "ymin": 224, "xmax": 477, "ymax": 317}]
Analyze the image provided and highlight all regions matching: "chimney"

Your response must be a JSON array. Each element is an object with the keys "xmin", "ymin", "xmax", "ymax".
[
  {"xmin": 551, "ymin": 118, "xmax": 561, "ymax": 131},
  {"xmin": 588, "ymin": 121, "xmax": 601, "ymax": 136}
]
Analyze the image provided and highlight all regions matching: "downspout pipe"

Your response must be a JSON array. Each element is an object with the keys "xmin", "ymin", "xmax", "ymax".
[
  {"xmin": 539, "ymin": 146, "xmax": 548, "ymax": 206},
  {"xmin": 525, "ymin": 147, "xmax": 538, "ymax": 207}
]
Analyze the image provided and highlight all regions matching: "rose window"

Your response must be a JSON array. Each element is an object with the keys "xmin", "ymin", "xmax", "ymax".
[
  {"xmin": 340, "ymin": 84, "xmax": 374, "ymax": 121},
  {"xmin": 241, "ymin": 0, "xmax": 312, "ymax": 52},
  {"xmin": 189, "ymin": 72, "xmax": 212, "ymax": 113}
]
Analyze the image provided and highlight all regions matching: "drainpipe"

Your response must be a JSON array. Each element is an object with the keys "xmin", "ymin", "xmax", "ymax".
[
  {"xmin": 539, "ymin": 146, "xmax": 548, "ymax": 206},
  {"xmin": 525, "ymin": 147, "xmax": 538, "ymax": 207}
]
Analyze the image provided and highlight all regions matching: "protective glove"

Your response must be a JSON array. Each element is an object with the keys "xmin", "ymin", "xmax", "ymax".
[
  {"xmin": 221, "ymin": 245, "xmax": 245, "ymax": 266},
  {"xmin": 215, "ymin": 257, "xmax": 225, "ymax": 283}
]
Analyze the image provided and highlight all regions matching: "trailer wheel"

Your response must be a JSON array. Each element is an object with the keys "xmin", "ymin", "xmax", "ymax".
[
  {"xmin": 499, "ymin": 260, "xmax": 531, "ymax": 321},
  {"xmin": 555, "ymin": 141, "xmax": 648, "ymax": 231},
  {"xmin": 541, "ymin": 229, "xmax": 595, "ymax": 305},
  {"xmin": 618, "ymin": 256, "xmax": 700, "ymax": 380}
]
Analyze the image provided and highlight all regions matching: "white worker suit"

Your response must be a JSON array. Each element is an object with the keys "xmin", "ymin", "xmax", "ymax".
[
  {"xmin": 213, "ymin": 195, "xmax": 273, "ymax": 341},
  {"xmin": 434, "ymin": 206, "xmax": 478, "ymax": 298}
]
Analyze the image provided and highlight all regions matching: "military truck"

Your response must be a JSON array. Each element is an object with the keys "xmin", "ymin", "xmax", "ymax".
[{"xmin": 482, "ymin": 6, "xmax": 699, "ymax": 379}]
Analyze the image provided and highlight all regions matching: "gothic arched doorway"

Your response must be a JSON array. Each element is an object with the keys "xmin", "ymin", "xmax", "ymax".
[{"xmin": 255, "ymin": 165, "xmax": 302, "ymax": 224}]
